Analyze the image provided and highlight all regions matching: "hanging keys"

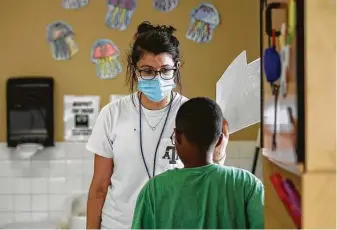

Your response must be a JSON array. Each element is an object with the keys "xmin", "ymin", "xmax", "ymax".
[
  {"xmin": 263, "ymin": 29, "xmax": 281, "ymax": 151},
  {"xmin": 263, "ymin": 2, "xmax": 290, "ymax": 151}
]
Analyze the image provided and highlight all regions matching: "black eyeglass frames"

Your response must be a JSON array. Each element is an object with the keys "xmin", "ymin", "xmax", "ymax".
[{"xmin": 137, "ymin": 67, "xmax": 177, "ymax": 80}]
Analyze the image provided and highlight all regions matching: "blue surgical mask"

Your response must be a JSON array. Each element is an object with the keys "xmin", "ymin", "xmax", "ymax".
[{"xmin": 137, "ymin": 77, "xmax": 176, "ymax": 102}]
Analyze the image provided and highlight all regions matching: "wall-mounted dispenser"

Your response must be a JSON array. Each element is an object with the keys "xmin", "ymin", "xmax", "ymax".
[{"xmin": 6, "ymin": 77, "xmax": 54, "ymax": 147}]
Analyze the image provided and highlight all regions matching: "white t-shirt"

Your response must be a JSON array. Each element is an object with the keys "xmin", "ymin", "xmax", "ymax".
[{"xmin": 86, "ymin": 92, "xmax": 188, "ymax": 229}]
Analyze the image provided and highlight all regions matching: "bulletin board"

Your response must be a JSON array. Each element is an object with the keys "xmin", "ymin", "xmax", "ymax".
[{"xmin": 0, "ymin": 0, "xmax": 260, "ymax": 142}]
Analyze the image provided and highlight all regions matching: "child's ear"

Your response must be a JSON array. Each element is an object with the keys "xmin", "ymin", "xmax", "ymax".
[
  {"xmin": 175, "ymin": 130, "xmax": 182, "ymax": 145},
  {"xmin": 223, "ymin": 119, "xmax": 229, "ymax": 138},
  {"xmin": 176, "ymin": 61, "xmax": 181, "ymax": 69},
  {"xmin": 215, "ymin": 134, "xmax": 224, "ymax": 148}
]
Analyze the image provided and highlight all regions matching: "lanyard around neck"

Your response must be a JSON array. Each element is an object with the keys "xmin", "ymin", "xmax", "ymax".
[{"xmin": 138, "ymin": 92, "xmax": 173, "ymax": 179}]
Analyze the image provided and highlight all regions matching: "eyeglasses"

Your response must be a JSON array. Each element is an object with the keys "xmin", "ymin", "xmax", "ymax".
[
  {"xmin": 170, "ymin": 129, "xmax": 182, "ymax": 146},
  {"xmin": 137, "ymin": 67, "xmax": 177, "ymax": 80}
]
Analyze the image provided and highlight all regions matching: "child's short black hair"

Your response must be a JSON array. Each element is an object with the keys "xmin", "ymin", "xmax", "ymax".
[{"xmin": 175, "ymin": 97, "xmax": 223, "ymax": 153}]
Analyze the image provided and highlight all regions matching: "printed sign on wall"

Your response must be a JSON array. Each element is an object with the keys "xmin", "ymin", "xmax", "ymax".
[{"xmin": 64, "ymin": 95, "xmax": 100, "ymax": 141}]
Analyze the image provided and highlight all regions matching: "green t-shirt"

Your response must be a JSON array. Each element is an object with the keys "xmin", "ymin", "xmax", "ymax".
[{"xmin": 132, "ymin": 164, "xmax": 264, "ymax": 229}]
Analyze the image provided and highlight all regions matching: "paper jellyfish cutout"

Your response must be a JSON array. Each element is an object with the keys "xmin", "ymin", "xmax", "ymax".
[
  {"xmin": 186, "ymin": 3, "xmax": 220, "ymax": 43},
  {"xmin": 47, "ymin": 21, "xmax": 79, "ymax": 61},
  {"xmin": 91, "ymin": 39, "xmax": 122, "ymax": 79},
  {"xmin": 153, "ymin": 0, "xmax": 179, "ymax": 12},
  {"xmin": 216, "ymin": 51, "xmax": 261, "ymax": 134},
  {"xmin": 105, "ymin": 0, "xmax": 137, "ymax": 31},
  {"xmin": 62, "ymin": 0, "xmax": 88, "ymax": 9}
]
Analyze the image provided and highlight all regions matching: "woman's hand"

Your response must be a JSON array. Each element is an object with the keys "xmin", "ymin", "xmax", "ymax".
[{"xmin": 213, "ymin": 119, "xmax": 229, "ymax": 165}]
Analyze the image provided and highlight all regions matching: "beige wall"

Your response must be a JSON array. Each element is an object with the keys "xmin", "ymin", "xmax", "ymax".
[{"xmin": 0, "ymin": 0, "xmax": 260, "ymax": 141}]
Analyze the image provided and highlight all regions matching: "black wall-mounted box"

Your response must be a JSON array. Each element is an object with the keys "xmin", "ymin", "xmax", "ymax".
[{"xmin": 6, "ymin": 77, "xmax": 54, "ymax": 147}]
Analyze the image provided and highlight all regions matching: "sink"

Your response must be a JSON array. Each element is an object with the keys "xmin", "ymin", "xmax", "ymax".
[
  {"xmin": 68, "ymin": 216, "xmax": 86, "ymax": 229},
  {"xmin": 1, "ymin": 220, "xmax": 60, "ymax": 229},
  {"xmin": 1, "ymin": 193, "xmax": 88, "ymax": 229}
]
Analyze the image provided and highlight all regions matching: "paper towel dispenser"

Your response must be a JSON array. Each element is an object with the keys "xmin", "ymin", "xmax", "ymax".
[{"xmin": 6, "ymin": 77, "xmax": 54, "ymax": 147}]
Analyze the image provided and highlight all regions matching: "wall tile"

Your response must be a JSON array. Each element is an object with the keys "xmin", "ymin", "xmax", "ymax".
[
  {"xmin": 48, "ymin": 194, "xmax": 66, "ymax": 211},
  {"xmin": 82, "ymin": 176, "xmax": 92, "ymax": 192},
  {"xmin": 11, "ymin": 160, "xmax": 31, "ymax": 178},
  {"xmin": 13, "ymin": 178, "xmax": 31, "ymax": 194},
  {"xmin": 31, "ymin": 212, "xmax": 48, "ymax": 221},
  {"xmin": 66, "ymin": 160, "xmax": 83, "ymax": 176},
  {"xmin": 67, "ymin": 177, "xmax": 83, "ymax": 193},
  {"xmin": 49, "ymin": 160, "xmax": 66, "ymax": 177},
  {"xmin": 48, "ymin": 211, "xmax": 62, "ymax": 221},
  {"xmin": 32, "ymin": 195, "xmax": 48, "ymax": 211},
  {"xmin": 14, "ymin": 195, "xmax": 31, "ymax": 211},
  {"xmin": 31, "ymin": 160, "xmax": 49, "ymax": 178},
  {"xmin": 47, "ymin": 146, "xmax": 66, "ymax": 160},
  {"xmin": 0, "ymin": 145, "xmax": 11, "ymax": 160},
  {"xmin": 64, "ymin": 143, "xmax": 86, "ymax": 159},
  {"xmin": 31, "ymin": 178, "xmax": 48, "ymax": 194},
  {"xmin": 0, "ymin": 141, "xmax": 262, "ymax": 227},
  {"xmin": 82, "ymin": 159, "xmax": 94, "ymax": 176},
  {"xmin": 49, "ymin": 178, "xmax": 67, "ymax": 194},
  {"xmin": 84, "ymin": 150, "xmax": 94, "ymax": 159},
  {"xmin": 0, "ymin": 178, "xmax": 13, "ymax": 194},
  {"xmin": 0, "ymin": 195, "xmax": 13, "ymax": 211},
  {"xmin": 0, "ymin": 161, "xmax": 12, "ymax": 177},
  {"xmin": 0, "ymin": 212, "xmax": 14, "ymax": 226},
  {"xmin": 14, "ymin": 212, "xmax": 31, "ymax": 222}
]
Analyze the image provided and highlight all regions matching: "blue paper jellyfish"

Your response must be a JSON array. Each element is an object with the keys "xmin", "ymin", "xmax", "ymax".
[
  {"xmin": 186, "ymin": 3, "xmax": 220, "ymax": 43},
  {"xmin": 105, "ymin": 0, "xmax": 137, "ymax": 31}
]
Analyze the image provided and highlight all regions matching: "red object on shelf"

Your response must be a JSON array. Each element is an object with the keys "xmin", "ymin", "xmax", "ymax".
[{"xmin": 270, "ymin": 173, "xmax": 302, "ymax": 228}]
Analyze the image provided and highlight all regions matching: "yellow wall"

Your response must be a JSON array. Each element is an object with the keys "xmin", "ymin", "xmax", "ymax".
[{"xmin": 0, "ymin": 0, "xmax": 260, "ymax": 141}]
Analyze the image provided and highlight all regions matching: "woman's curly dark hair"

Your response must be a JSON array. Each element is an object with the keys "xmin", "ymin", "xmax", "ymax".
[{"xmin": 126, "ymin": 21, "xmax": 182, "ymax": 93}]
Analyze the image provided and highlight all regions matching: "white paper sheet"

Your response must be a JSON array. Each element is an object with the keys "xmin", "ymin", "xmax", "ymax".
[
  {"xmin": 216, "ymin": 51, "xmax": 261, "ymax": 134},
  {"xmin": 64, "ymin": 95, "xmax": 100, "ymax": 141}
]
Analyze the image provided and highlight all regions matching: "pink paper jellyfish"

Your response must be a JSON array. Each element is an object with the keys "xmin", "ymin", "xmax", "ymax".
[{"xmin": 91, "ymin": 39, "xmax": 122, "ymax": 79}]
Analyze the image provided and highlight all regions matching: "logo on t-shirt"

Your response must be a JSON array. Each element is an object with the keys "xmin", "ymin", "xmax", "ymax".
[
  {"xmin": 158, "ymin": 138, "xmax": 183, "ymax": 171},
  {"xmin": 162, "ymin": 146, "xmax": 180, "ymax": 164}
]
